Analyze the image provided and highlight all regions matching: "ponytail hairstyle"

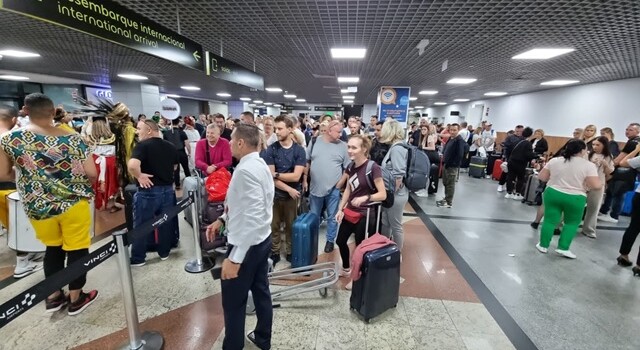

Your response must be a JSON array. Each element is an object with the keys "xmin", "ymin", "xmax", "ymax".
[{"xmin": 562, "ymin": 139, "xmax": 587, "ymax": 162}]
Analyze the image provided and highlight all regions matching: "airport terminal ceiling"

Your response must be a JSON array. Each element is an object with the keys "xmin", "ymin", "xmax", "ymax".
[{"xmin": 0, "ymin": 0, "xmax": 638, "ymax": 104}]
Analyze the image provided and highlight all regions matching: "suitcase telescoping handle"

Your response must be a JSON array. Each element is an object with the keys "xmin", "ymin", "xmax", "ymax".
[{"xmin": 365, "ymin": 202, "xmax": 382, "ymax": 239}]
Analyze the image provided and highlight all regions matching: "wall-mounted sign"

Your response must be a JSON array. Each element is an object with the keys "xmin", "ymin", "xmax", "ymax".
[
  {"xmin": 377, "ymin": 86, "xmax": 411, "ymax": 125},
  {"xmin": 205, "ymin": 52, "xmax": 264, "ymax": 90},
  {"xmin": 1, "ymin": 0, "xmax": 205, "ymax": 71},
  {"xmin": 85, "ymin": 86, "xmax": 113, "ymax": 103},
  {"xmin": 161, "ymin": 98, "xmax": 180, "ymax": 120},
  {"xmin": 314, "ymin": 106, "xmax": 342, "ymax": 112}
]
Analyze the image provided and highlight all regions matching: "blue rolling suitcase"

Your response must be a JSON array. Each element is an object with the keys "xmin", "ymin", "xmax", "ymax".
[
  {"xmin": 291, "ymin": 211, "xmax": 319, "ymax": 268},
  {"xmin": 350, "ymin": 205, "xmax": 401, "ymax": 323}
]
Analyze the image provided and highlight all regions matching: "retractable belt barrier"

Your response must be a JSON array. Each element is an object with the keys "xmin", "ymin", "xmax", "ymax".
[{"xmin": 0, "ymin": 194, "xmax": 194, "ymax": 330}]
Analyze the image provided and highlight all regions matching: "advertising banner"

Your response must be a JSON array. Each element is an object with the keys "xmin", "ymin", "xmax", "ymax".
[
  {"xmin": 1, "ymin": 0, "xmax": 205, "ymax": 71},
  {"xmin": 377, "ymin": 86, "xmax": 411, "ymax": 125},
  {"xmin": 205, "ymin": 51, "xmax": 264, "ymax": 90}
]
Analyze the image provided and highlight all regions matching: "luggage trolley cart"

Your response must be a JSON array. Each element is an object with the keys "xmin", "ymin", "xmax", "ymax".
[{"xmin": 245, "ymin": 261, "xmax": 339, "ymax": 314}]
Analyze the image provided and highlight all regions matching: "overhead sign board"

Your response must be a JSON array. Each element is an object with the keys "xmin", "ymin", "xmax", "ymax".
[
  {"xmin": 314, "ymin": 106, "xmax": 342, "ymax": 112},
  {"xmin": 205, "ymin": 52, "xmax": 264, "ymax": 90},
  {"xmin": 0, "ymin": 0, "xmax": 205, "ymax": 71}
]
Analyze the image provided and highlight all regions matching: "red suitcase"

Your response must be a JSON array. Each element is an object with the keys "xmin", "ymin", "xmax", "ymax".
[{"xmin": 492, "ymin": 159, "xmax": 504, "ymax": 181}]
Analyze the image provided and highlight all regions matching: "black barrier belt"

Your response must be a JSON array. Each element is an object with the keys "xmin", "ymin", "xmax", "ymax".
[{"xmin": 0, "ymin": 195, "xmax": 194, "ymax": 329}]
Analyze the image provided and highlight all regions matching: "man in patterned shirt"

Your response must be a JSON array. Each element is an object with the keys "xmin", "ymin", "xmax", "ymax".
[{"xmin": 0, "ymin": 93, "xmax": 99, "ymax": 315}]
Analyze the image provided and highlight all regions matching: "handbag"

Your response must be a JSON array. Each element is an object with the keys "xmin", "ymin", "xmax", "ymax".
[
  {"xmin": 343, "ymin": 207, "xmax": 363, "ymax": 224},
  {"xmin": 500, "ymin": 161, "xmax": 509, "ymax": 173}
]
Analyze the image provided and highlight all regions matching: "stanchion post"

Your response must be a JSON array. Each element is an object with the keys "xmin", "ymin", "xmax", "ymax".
[
  {"xmin": 185, "ymin": 190, "xmax": 214, "ymax": 273},
  {"xmin": 113, "ymin": 230, "xmax": 163, "ymax": 350}
]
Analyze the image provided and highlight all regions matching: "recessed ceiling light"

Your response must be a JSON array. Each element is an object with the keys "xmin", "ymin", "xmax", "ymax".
[
  {"xmin": 419, "ymin": 90, "xmax": 438, "ymax": 95},
  {"xmin": 217, "ymin": 92, "xmax": 231, "ymax": 97},
  {"xmin": 295, "ymin": 98, "xmax": 306, "ymax": 102},
  {"xmin": 337, "ymin": 77, "xmax": 359, "ymax": 83},
  {"xmin": 165, "ymin": 94, "xmax": 181, "ymax": 98},
  {"xmin": 274, "ymin": 104, "xmax": 282, "ymax": 107},
  {"xmin": 484, "ymin": 92, "xmax": 508, "ymax": 96},
  {"xmin": 181, "ymin": 85, "xmax": 200, "ymax": 91},
  {"xmin": 512, "ymin": 48, "xmax": 575, "ymax": 60},
  {"xmin": 343, "ymin": 95, "xmax": 355, "ymax": 99},
  {"xmin": 284, "ymin": 94, "xmax": 297, "ymax": 99},
  {"xmin": 540, "ymin": 80, "xmax": 580, "ymax": 86},
  {"xmin": 340, "ymin": 89, "xmax": 350, "ymax": 93},
  {"xmin": 409, "ymin": 97, "xmax": 418, "ymax": 101},
  {"xmin": 117, "ymin": 73, "xmax": 148, "ymax": 80},
  {"xmin": 0, "ymin": 75, "xmax": 29, "ymax": 81},
  {"xmin": 454, "ymin": 99, "xmax": 470, "ymax": 102},
  {"xmin": 264, "ymin": 102, "xmax": 273, "ymax": 106},
  {"xmin": 331, "ymin": 48, "xmax": 367, "ymax": 59},
  {"xmin": 434, "ymin": 102, "xmax": 447, "ymax": 106},
  {"xmin": 253, "ymin": 100, "xmax": 264, "ymax": 104},
  {"xmin": 265, "ymin": 87, "xmax": 282, "ymax": 92},
  {"xmin": 414, "ymin": 106, "xmax": 425, "ymax": 109},
  {"xmin": 447, "ymin": 78, "xmax": 477, "ymax": 84},
  {"xmin": 0, "ymin": 50, "xmax": 40, "ymax": 58},
  {"xmin": 239, "ymin": 97, "xmax": 252, "ymax": 101},
  {"xmin": 248, "ymin": 103, "xmax": 256, "ymax": 107}
]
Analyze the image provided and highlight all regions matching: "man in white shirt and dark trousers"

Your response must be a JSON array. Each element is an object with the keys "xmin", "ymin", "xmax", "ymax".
[{"xmin": 206, "ymin": 124, "xmax": 274, "ymax": 350}]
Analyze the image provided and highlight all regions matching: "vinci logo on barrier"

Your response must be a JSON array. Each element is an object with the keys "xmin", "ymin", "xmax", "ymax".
[
  {"xmin": 152, "ymin": 214, "xmax": 169, "ymax": 228},
  {"xmin": 84, "ymin": 242, "xmax": 117, "ymax": 268},
  {"xmin": 0, "ymin": 293, "xmax": 36, "ymax": 322}
]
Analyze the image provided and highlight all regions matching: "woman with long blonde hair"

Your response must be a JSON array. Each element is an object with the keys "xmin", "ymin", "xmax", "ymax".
[{"xmin": 86, "ymin": 117, "xmax": 121, "ymax": 212}]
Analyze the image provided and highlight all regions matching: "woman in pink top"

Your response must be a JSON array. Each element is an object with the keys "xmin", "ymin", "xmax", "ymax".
[{"xmin": 195, "ymin": 124, "xmax": 232, "ymax": 175}]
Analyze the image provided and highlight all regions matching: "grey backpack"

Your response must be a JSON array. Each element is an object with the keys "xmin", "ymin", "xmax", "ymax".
[{"xmin": 391, "ymin": 143, "xmax": 430, "ymax": 192}]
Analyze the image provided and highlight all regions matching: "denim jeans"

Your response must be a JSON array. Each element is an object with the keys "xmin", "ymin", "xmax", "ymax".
[
  {"xmin": 600, "ymin": 182, "xmax": 625, "ymax": 220},
  {"xmin": 309, "ymin": 187, "xmax": 341, "ymax": 243},
  {"xmin": 131, "ymin": 185, "xmax": 177, "ymax": 264}
]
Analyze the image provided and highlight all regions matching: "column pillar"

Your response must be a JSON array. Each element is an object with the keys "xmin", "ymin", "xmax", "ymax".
[{"xmin": 110, "ymin": 82, "xmax": 161, "ymax": 118}]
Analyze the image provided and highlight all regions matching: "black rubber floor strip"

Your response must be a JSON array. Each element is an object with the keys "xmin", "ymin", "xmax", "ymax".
[
  {"xmin": 402, "ymin": 212, "xmax": 419, "ymax": 217},
  {"xmin": 409, "ymin": 196, "xmax": 539, "ymax": 350},
  {"xmin": 424, "ymin": 213, "xmax": 626, "ymax": 231}
]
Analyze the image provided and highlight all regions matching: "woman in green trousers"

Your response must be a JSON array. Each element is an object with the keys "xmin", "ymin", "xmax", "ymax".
[{"xmin": 536, "ymin": 140, "xmax": 602, "ymax": 259}]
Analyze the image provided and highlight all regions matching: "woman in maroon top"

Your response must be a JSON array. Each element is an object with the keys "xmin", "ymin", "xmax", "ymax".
[
  {"xmin": 195, "ymin": 124, "xmax": 232, "ymax": 175},
  {"xmin": 335, "ymin": 134, "xmax": 387, "ymax": 290}
]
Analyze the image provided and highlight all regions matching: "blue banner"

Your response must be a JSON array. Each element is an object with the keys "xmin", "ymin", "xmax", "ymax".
[{"xmin": 377, "ymin": 86, "xmax": 411, "ymax": 125}]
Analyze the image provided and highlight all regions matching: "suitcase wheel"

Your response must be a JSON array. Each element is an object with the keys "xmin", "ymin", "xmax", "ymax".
[
  {"xmin": 365, "ymin": 318, "xmax": 370, "ymax": 323},
  {"xmin": 319, "ymin": 288, "xmax": 328, "ymax": 298}
]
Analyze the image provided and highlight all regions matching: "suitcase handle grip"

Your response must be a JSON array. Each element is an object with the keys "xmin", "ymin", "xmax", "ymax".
[{"xmin": 365, "ymin": 203, "xmax": 382, "ymax": 239}]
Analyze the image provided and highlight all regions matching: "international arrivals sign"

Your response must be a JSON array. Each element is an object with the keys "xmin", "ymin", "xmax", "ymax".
[{"xmin": 0, "ymin": 0, "xmax": 205, "ymax": 71}]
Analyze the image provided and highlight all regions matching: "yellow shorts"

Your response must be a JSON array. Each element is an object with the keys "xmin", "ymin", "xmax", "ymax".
[
  {"xmin": 0, "ymin": 189, "xmax": 15, "ymax": 230},
  {"xmin": 29, "ymin": 200, "xmax": 92, "ymax": 251}
]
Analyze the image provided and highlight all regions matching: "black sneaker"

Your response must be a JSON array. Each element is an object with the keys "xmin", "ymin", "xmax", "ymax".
[
  {"xmin": 246, "ymin": 331, "xmax": 270, "ymax": 350},
  {"xmin": 285, "ymin": 254, "xmax": 292, "ymax": 262},
  {"xmin": 270, "ymin": 254, "xmax": 281, "ymax": 268},
  {"xmin": 45, "ymin": 290, "xmax": 69, "ymax": 313},
  {"xmin": 68, "ymin": 290, "xmax": 99, "ymax": 316},
  {"xmin": 324, "ymin": 242, "xmax": 334, "ymax": 253},
  {"xmin": 530, "ymin": 222, "xmax": 539, "ymax": 230},
  {"xmin": 554, "ymin": 228, "xmax": 561, "ymax": 236}
]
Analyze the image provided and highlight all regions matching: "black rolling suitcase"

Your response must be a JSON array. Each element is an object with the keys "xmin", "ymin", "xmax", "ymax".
[
  {"xmin": 350, "ymin": 205, "xmax": 401, "ymax": 323},
  {"xmin": 428, "ymin": 163, "xmax": 440, "ymax": 194},
  {"xmin": 469, "ymin": 156, "xmax": 488, "ymax": 178}
]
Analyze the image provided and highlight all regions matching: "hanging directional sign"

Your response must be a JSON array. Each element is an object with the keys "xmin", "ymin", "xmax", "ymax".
[
  {"xmin": 206, "ymin": 52, "xmax": 264, "ymax": 90},
  {"xmin": 0, "ymin": 0, "xmax": 205, "ymax": 71}
]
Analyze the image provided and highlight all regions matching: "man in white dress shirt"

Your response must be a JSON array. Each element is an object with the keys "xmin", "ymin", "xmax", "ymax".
[{"xmin": 206, "ymin": 124, "xmax": 274, "ymax": 350}]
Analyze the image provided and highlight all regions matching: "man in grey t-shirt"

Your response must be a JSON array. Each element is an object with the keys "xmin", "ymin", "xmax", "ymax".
[{"xmin": 303, "ymin": 120, "xmax": 350, "ymax": 253}]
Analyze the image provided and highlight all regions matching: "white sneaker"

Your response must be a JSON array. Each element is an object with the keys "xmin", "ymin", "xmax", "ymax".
[
  {"xmin": 535, "ymin": 243, "xmax": 548, "ymax": 254},
  {"xmin": 345, "ymin": 280, "xmax": 353, "ymax": 290},
  {"xmin": 497, "ymin": 185, "xmax": 505, "ymax": 192},
  {"xmin": 26, "ymin": 252, "xmax": 45, "ymax": 262},
  {"xmin": 555, "ymin": 249, "xmax": 577, "ymax": 259},
  {"xmin": 504, "ymin": 193, "xmax": 513, "ymax": 199},
  {"xmin": 598, "ymin": 215, "xmax": 618, "ymax": 223},
  {"xmin": 14, "ymin": 258, "xmax": 43, "ymax": 279},
  {"xmin": 512, "ymin": 194, "xmax": 524, "ymax": 201},
  {"xmin": 581, "ymin": 231, "xmax": 597, "ymax": 239},
  {"xmin": 339, "ymin": 268, "xmax": 351, "ymax": 277}
]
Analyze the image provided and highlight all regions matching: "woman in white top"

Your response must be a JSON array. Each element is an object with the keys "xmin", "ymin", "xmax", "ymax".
[
  {"xmin": 536, "ymin": 139, "xmax": 601, "ymax": 259},
  {"xmin": 183, "ymin": 117, "xmax": 202, "ymax": 170},
  {"xmin": 617, "ymin": 144, "xmax": 640, "ymax": 275},
  {"xmin": 581, "ymin": 136, "xmax": 614, "ymax": 239}
]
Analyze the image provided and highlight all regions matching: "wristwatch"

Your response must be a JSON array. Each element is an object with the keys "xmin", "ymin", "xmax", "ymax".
[{"xmin": 275, "ymin": 172, "xmax": 280, "ymax": 179}]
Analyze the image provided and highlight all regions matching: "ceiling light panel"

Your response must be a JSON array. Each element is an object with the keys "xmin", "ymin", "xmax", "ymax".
[
  {"xmin": 0, "ymin": 49, "xmax": 40, "ymax": 58},
  {"xmin": 0, "ymin": 75, "xmax": 29, "ymax": 81},
  {"xmin": 409, "ymin": 97, "xmax": 417, "ymax": 101},
  {"xmin": 239, "ymin": 97, "xmax": 252, "ymax": 101},
  {"xmin": 253, "ymin": 100, "xmax": 263, "ymax": 103},
  {"xmin": 540, "ymin": 80, "xmax": 580, "ymax": 86},
  {"xmin": 331, "ymin": 48, "xmax": 366, "ymax": 59},
  {"xmin": 484, "ymin": 92, "xmax": 508, "ymax": 96},
  {"xmin": 419, "ymin": 90, "xmax": 438, "ymax": 95},
  {"xmin": 295, "ymin": 98, "xmax": 306, "ymax": 102},
  {"xmin": 337, "ymin": 77, "xmax": 359, "ymax": 83},
  {"xmin": 265, "ymin": 87, "xmax": 282, "ymax": 92},
  {"xmin": 217, "ymin": 93, "xmax": 231, "ymax": 97},
  {"xmin": 512, "ymin": 48, "xmax": 575, "ymax": 60},
  {"xmin": 434, "ymin": 102, "xmax": 447, "ymax": 106},
  {"xmin": 180, "ymin": 85, "xmax": 200, "ymax": 91},
  {"xmin": 118, "ymin": 73, "xmax": 148, "ymax": 80},
  {"xmin": 454, "ymin": 99, "xmax": 470, "ymax": 102},
  {"xmin": 447, "ymin": 78, "xmax": 477, "ymax": 84},
  {"xmin": 284, "ymin": 94, "xmax": 297, "ymax": 98}
]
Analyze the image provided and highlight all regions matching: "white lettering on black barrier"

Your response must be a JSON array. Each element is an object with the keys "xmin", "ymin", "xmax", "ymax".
[
  {"xmin": 84, "ymin": 242, "xmax": 117, "ymax": 267},
  {"xmin": 0, "ymin": 293, "xmax": 36, "ymax": 322}
]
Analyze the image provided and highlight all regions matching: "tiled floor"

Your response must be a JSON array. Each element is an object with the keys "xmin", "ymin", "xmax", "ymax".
[{"xmin": 0, "ymin": 201, "xmax": 515, "ymax": 349}]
